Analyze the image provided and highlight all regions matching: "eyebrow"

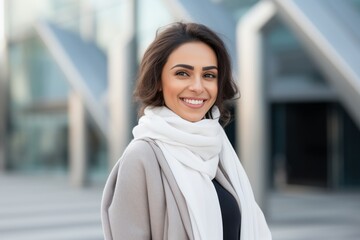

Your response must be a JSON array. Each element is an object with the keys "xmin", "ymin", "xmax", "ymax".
[
  {"xmin": 171, "ymin": 64, "xmax": 218, "ymax": 71},
  {"xmin": 202, "ymin": 66, "xmax": 218, "ymax": 71}
]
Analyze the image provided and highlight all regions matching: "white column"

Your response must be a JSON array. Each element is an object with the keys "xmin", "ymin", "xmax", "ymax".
[
  {"xmin": 107, "ymin": 0, "xmax": 137, "ymax": 168},
  {"xmin": 236, "ymin": 0, "xmax": 276, "ymax": 209},
  {"xmin": 0, "ymin": 0, "xmax": 8, "ymax": 171},
  {"xmin": 68, "ymin": 91, "xmax": 88, "ymax": 187}
]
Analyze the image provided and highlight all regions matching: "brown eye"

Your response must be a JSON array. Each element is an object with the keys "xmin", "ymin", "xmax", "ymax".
[
  {"xmin": 204, "ymin": 73, "xmax": 217, "ymax": 79},
  {"xmin": 176, "ymin": 71, "xmax": 189, "ymax": 77}
]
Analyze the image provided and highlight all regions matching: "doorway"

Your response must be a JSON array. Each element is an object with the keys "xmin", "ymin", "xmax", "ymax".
[{"xmin": 285, "ymin": 103, "xmax": 328, "ymax": 187}]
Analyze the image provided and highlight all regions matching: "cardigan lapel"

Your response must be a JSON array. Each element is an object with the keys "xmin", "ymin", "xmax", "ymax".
[{"xmin": 147, "ymin": 139, "xmax": 195, "ymax": 240}]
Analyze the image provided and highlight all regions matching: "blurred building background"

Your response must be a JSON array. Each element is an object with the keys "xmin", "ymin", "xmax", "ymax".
[
  {"xmin": 0, "ymin": 0, "xmax": 360, "ymax": 239},
  {"xmin": 1, "ymin": 0, "xmax": 360, "ymax": 191}
]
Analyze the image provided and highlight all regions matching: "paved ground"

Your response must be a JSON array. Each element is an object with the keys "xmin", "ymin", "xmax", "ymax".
[
  {"xmin": 0, "ymin": 173, "xmax": 103, "ymax": 240},
  {"xmin": 267, "ymin": 188, "xmax": 360, "ymax": 240},
  {"xmin": 0, "ymin": 173, "xmax": 359, "ymax": 240}
]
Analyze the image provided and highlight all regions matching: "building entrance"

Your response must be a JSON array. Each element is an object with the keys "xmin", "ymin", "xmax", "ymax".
[{"xmin": 285, "ymin": 103, "xmax": 328, "ymax": 187}]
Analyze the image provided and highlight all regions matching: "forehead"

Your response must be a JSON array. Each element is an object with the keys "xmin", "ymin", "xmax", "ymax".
[{"xmin": 166, "ymin": 41, "xmax": 218, "ymax": 67}]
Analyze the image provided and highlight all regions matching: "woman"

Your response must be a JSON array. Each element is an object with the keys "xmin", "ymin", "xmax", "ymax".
[{"xmin": 101, "ymin": 22, "xmax": 271, "ymax": 240}]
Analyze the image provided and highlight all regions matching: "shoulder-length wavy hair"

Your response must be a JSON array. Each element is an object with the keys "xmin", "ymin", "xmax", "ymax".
[{"xmin": 133, "ymin": 22, "xmax": 238, "ymax": 125}]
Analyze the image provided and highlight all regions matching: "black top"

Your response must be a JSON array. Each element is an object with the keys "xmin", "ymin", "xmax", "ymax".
[{"xmin": 212, "ymin": 179, "xmax": 241, "ymax": 240}]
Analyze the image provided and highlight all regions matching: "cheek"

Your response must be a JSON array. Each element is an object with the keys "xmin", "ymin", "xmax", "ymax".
[
  {"xmin": 161, "ymin": 79, "xmax": 177, "ymax": 102},
  {"xmin": 160, "ymin": 75, "xmax": 169, "ymax": 96},
  {"xmin": 210, "ymin": 83, "xmax": 218, "ymax": 107},
  {"xmin": 214, "ymin": 84, "xmax": 219, "ymax": 96},
  {"xmin": 210, "ymin": 82, "xmax": 218, "ymax": 100}
]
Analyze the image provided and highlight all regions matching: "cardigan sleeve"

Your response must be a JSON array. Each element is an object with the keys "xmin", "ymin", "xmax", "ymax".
[{"xmin": 101, "ymin": 140, "xmax": 157, "ymax": 240}]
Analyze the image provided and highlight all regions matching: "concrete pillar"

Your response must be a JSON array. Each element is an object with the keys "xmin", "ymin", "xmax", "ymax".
[
  {"xmin": 236, "ymin": 0, "xmax": 276, "ymax": 209},
  {"xmin": 0, "ymin": 0, "xmax": 8, "ymax": 172},
  {"xmin": 68, "ymin": 91, "xmax": 88, "ymax": 187},
  {"xmin": 107, "ymin": 0, "xmax": 137, "ymax": 168}
]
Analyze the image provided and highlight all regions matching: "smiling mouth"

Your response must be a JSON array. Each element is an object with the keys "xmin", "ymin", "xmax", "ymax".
[{"xmin": 180, "ymin": 98, "xmax": 206, "ymax": 105}]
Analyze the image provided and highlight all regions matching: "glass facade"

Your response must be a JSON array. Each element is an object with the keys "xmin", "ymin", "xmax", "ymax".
[{"xmin": 6, "ymin": 0, "xmax": 111, "ymax": 178}]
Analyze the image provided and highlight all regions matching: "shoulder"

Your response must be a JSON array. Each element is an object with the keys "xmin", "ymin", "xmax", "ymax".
[
  {"xmin": 123, "ymin": 139, "xmax": 156, "ymax": 160},
  {"xmin": 118, "ymin": 139, "xmax": 159, "ymax": 175},
  {"xmin": 102, "ymin": 139, "xmax": 162, "ymax": 239}
]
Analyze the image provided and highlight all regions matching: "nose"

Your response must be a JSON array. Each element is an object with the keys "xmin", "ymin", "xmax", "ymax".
[{"xmin": 188, "ymin": 76, "xmax": 204, "ymax": 94}]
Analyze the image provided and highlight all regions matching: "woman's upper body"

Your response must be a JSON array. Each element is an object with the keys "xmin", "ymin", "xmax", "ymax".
[
  {"xmin": 102, "ymin": 138, "xmax": 243, "ymax": 240},
  {"xmin": 101, "ymin": 106, "xmax": 272, "ymax": 240},
  {"xmin": 101, "ymin": 21, "xmax": 272, "ymax": 240}
]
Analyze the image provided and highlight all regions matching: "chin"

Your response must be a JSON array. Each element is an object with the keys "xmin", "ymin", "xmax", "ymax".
[{"xmin": 181, "ymin": 114, "xmax": 204, "ymax": 123}]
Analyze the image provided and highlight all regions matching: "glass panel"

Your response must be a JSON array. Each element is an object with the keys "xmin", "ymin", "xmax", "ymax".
[
  {"xmin": 9, "ymin": 36, "xmax": 69, "ymax": 107},
  {"xmin": 87, "ymin": 123, "xmax": 108, "ymax": 182},
  {"xmin": 265, "ymin": 19, "xmax": 328, "ymax": 86},
  {"xmin": 351, "ymin": 0, "xmax": 360, "ymax": 11},
  {"xmin": 9, "ymin": 113, "xmax": 68, "ymax": 173},
  {"xmin": 8, "ymin": 35, "xmax": 70, "ymax": 173},
  {"xmin": 215, "ymin": 0, "xmax": 260, "ymax": 20},
  {"xmin": 341, "ymin": 105, "xmax": 360, "ymax": 187}
]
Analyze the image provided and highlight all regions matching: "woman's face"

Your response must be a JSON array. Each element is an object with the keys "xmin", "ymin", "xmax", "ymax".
[{"xmin": 161, "ymin": 41, "xmax": 218, "ymax": 122}]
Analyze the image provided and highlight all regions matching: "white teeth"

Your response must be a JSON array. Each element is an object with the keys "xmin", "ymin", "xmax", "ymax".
[{"xmin": 183, "ymin": 98, "xmax": 204, "ymax": 105}]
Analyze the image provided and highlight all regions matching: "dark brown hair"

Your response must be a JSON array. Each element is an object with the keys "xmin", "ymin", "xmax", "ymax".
[{"xmin": 133, "ymin": 22, "xmax": 238, "ymax": 125}]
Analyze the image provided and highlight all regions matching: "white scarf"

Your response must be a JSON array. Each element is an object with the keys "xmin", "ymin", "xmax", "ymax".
[{"xmin": 132, "ymin": 106, "xmax": 272, "ymax": 240}]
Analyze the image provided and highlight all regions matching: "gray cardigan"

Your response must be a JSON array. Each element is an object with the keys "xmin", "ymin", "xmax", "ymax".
[{"xmin": 101, "ymin": 139, "xmax": 241, "ymax": 240}]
